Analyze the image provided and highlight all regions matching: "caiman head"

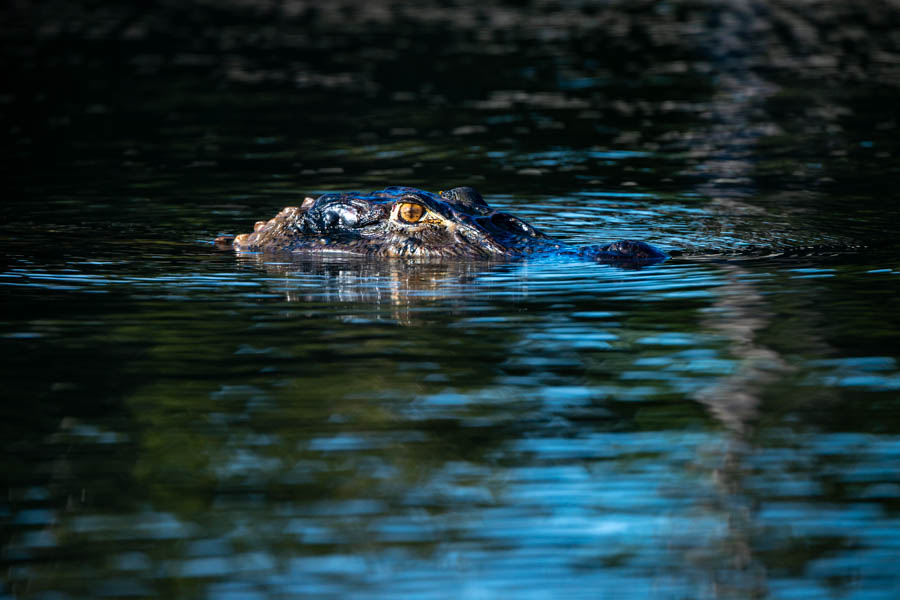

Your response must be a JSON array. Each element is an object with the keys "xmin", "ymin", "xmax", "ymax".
[{"xmin": 230, "ymin": 186, "xmax": 561, "ymax": 258}]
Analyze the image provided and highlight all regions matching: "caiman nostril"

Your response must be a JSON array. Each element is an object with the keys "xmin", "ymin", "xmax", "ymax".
[
  {"xmin": 311, "ymin": 200, "xmax": 380, "ymax": 232},
  {"xmin": 320, "ymin": 210, "xmax": 340, "ymax": 230}
]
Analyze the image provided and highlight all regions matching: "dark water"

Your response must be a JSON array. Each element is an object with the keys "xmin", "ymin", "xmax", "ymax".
[{"xmin": 3, "ymin": 1, "xmax": 900, "ymax": 598}]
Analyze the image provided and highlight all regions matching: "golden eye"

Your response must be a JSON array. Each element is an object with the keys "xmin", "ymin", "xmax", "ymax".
[{"xmin": 397, "ymin": 202, "xmax": 425, "ymax": 223}]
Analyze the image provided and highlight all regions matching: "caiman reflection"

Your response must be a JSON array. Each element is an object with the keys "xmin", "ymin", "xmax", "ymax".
[
  {"xmin": 225, "ymin": 186, "xmax": 667, "ymax": 263},
  {"xmin": 237, "ymin": 255, "xmax": 500, "ymax": 322}
]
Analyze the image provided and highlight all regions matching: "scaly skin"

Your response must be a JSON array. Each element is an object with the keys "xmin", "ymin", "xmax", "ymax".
[{"xmin": 225, "ymin": 186, "xmax": 667, "ymax": 263}]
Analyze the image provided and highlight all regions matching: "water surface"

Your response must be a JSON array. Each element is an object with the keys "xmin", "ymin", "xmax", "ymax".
[{"xmin": 3, "ymin": 1, "xmax": 900, "ymax": 598}]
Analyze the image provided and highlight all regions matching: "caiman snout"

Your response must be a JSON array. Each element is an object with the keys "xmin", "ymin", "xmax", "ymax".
[{"xmin": 227, "ymin": 186, "xmax": 667, "ymax": 264}]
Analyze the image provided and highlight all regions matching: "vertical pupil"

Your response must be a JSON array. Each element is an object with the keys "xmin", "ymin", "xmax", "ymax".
[{"xmin": 401, "ymin": 203, "xmax": 423, "ymax": 222}]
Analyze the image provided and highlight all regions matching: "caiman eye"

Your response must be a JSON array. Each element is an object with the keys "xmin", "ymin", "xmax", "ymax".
[{"xmin": 397, "ymin": 202, "xmax": 425, "ymax": 223}]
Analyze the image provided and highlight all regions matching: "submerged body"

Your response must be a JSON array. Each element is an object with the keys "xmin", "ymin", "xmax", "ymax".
[{"xmin": 228, "ymin": 186, "xmax": 667, "ymax": 263}]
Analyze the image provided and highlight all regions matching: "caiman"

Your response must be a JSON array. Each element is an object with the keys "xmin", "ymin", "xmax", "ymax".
[{"xmin": 220, "ymin": 186, "xmax": 667, "ymax": 263}]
